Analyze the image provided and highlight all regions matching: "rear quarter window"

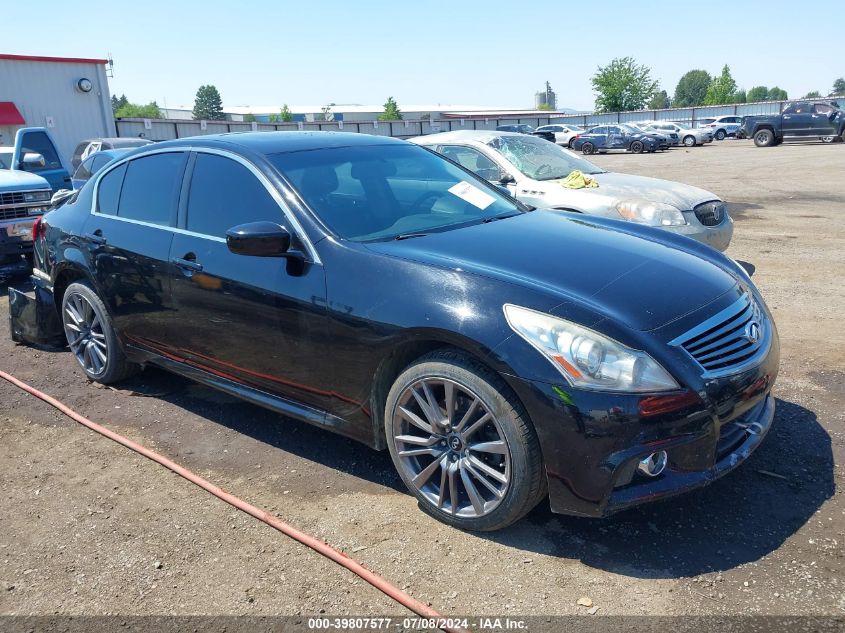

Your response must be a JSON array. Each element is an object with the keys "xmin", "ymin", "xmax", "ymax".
[{"xmin": 96, "ymin": 163, "xmax": 127, "ymax": 215}]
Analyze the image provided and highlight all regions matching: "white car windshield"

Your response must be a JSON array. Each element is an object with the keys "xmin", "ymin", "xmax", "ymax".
[
  {"xmin": 487, "ymin": 134, "xmax": 606, "ymax": 180},
  {"xmin": 0, "ymin": 150, "xmax": 13, "ymax": 170}
]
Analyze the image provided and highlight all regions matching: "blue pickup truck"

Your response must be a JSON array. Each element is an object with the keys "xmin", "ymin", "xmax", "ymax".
[{"xmin": 0, "ymin": 127, "xmax": 70, "ymax": 277}]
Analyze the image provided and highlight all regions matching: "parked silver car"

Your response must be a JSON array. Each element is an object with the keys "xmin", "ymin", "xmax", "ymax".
[
  {"xmin": 411, "ymin": 130, "xmax": 733, "ymax": 251},
  {"xmin": 534, "ymin": 123, "xmax": 586, "ymax": 148},
  {"xmin": 642, "ymin": 121, "xmax": 714, "ymax": 147}
]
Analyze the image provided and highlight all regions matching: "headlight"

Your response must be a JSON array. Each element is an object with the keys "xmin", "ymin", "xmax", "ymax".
[
  {"xmin": 503, "ymin": 305, "xmax": 680, "ymax": 392},
  {"xmin": 24, "ymin": 190, "xmax": 51, "ymax": 203},
  {"xmin": 616, "ymin": 199, "xmax": 687, "ymax": 226}
]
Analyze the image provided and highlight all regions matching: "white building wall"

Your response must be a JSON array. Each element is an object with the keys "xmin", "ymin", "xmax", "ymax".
[{"xmin": 0, "ymin": 56, "xmax": 114, "ymax": 166}]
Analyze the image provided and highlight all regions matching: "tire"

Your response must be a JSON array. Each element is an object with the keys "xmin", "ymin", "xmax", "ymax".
[
  {"xmin": 61, "ymin": 281, "xmax": 139, "ymax": 384},
  {"xmin": 384, "ymin": 349, "xmax": 546, "ymax": 531},
  {"xmin": 683, "ymin": 135, "xmax": 696, "ymax": 147},
  {"xmin": 630, "ymin": 140, "xmax": 644, "ymax": 154},
  {"xmin": 753, "ymin": 129, "xmax": 775, "ymax": 147},
  {"xmin": 821, "ymin": 135, "xmax": 835, "ymax": 143},
  {"xmin": 581, "ymin": 142, "xmax": 595, "ymax": 155},
  {"xmin": 568, "ymin": 138, "xmax": 576, "ymax": 149},
  {"xmin": 715, "ymin": 129, "xmax": 727, "ymax": 141}
]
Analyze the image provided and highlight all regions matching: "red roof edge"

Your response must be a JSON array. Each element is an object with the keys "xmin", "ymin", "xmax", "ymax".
[
  {"xmin": 0, "ymin": 102, "xmax": 26, "ymax": 126},
  {"xmin": 0, "ymin": 53, "xmax": 109, "ymax": 65}
]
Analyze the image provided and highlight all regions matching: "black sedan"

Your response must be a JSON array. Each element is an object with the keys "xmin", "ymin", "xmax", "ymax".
[
  {"xmin": 13, "ymin": 132, "xmax": 779, "ymax": 531},
  {"xmin": 572, "ymin": 124, "xmax": 662, "ymax": 154}
]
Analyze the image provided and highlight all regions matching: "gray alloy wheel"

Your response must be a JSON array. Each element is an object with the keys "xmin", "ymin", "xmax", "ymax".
[
  {"xmin": 61, "ymin": 281, "xmax": 138, "ymax": 383},
  {"xmin": 821, "ymin": 135, "xmax": 835, "ymax": 143},
  {"xmin": 385, "ymin": 350, "xmax": 546, "ymax": 531},
  {"xmin": 715, "ymin": 128, "xmax": 727, "ymax": 140},
  {"xmin": 754, "ymin": 129, "xmax": 775, "ymax": 147},
  {"xmin": 683, "ymin": 135, "xmax": 696, "ymax": 147},
  {"xmin": 581, "ymin": 142, "xmax": 595, "ymax": 155},
  {"xmin": 630, "ymin": 140, "xmax": 644, "ymax": 154},
  {"xmin": 568, "ymin": 137, "xmax": 577, "ymax": 149}
]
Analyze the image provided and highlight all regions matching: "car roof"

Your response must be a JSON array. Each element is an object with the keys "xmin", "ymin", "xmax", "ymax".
[
  {"xmin": 152, "ymin": 131, "xmax": 408, "ymax": 154},
  {"xmin": 410, "ymin": 130, "xmax": 526, "ymax": 145},
  {"xmin": 84, "ymin": 148, "xmax": 133, "ymax": 161}
]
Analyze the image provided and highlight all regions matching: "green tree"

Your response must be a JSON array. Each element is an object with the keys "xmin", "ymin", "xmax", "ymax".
[
  {"xmin": 591, "ymin": 57, "xmax": 658, "ymax": 112},
  {"xmin": 647, "ymin": 89, "xmax": 671, "ymax": 109},
  {"xmin": 378, "ymin": 96, "xmax": 403, "ymax": 120},
  {"xmin": 280, "ymin": 104, "xmax": 293, "ymax": 122},
  {"xmin": 537, "ymin": 102, "xmax": 553, "ymax": 111},
  {"xmin": 673, "ymin": 69, "xmax": 711, "ymax": 106},
  {"xmin": 115, "ymin": 102, "xmax": 162, "ymax": 118},
  {"xmin": 803, "ymin": 90, "xmax": 822, "ymax": 98},
  {"xmin": 747, "ymin": 86, "xmax": 769, "ymax": 102},
  {"xmin": 703, "ymin": 65, "xmax": 738, "ymax": 105},
  {"xmin": 192, "ymin": 84, "xmax": 225, "ymax": 120},
  {"xmin": 832, "ymin": 78, "xmax": 845, "ymax": 96},
  {"xmin": 244, "ymin": 113, "xmax": 257, "ymax": 123},
  {"xmin": 768, "ymin": 86, "xmax": 788, "ymax": 101},
  {"xmin": 110, "ymin": 93, "xmax": 129, "ymax": 113},
  {"xmin": 734, "ymin": 89, "xmax": 747, "ymax": 104}
]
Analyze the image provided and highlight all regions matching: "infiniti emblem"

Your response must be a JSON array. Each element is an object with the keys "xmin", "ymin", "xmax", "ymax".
[{"xmin": 745, "ymin": 321, "xmax": 761, "ymax": 344}]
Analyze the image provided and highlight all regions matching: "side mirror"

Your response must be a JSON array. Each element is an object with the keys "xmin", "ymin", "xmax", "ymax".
[
  {"xmin": 498, "ymin": 172, "xmax": 516, "ymax": 185},
  {"xmin": 226, "ymin": 221, "xmax": 292, "ymax": 257},
  {"xmin": 21, "ymin": 152, "xmax": 46, "ymax": 170}
]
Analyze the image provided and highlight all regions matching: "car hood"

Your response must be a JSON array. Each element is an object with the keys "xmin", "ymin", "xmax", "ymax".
[
  {"xmin": 533, "ymin": 171, "xmax": 717, "ymax": 212},
  {"xmin": 365, "ymin": 210, "xmax": 737, "ymax": 331},
  {"xmin": 0, "ymin": 169, "xmax": 51, "ymax": 192}
]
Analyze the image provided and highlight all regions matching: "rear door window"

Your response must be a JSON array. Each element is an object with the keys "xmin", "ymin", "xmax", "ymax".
[
  {"xmin": 116, "ymin": 152, "xmax": 185, "ymax": 226},
  {"xmin": 186, "ymin": 153, "xmax": 283, "ymax": 238}
]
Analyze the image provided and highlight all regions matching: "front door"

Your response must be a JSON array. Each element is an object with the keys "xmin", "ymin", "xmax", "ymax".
[
  {"xmin": 167, "ymin": 151, "xmax": 331, "ymax": 413},
  {"xmin": 82, "ymin": 151, "xmax": 186, "ymax": 349},
  {"xmin": 13, "ymin": 128, "xmax": 72, "ymax": 192},
  {"xmin": 781, "ymin": 103, "xmax": 813, "ymax": 136},
  {"xmin": 606, "ymin": 126, "xmax": 626, "ymax": 150}
]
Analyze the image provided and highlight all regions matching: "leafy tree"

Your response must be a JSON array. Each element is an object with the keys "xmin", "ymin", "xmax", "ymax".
[
  {"xmin": 591, "ymin": 57, "xmax": 658, "ymax": 112},
  {"xmin": 110, "ymin": 93, "xmax": 129, "ymax": 113},
  {"xmin": 803, "ymin": 90, "xmax": 822, "ymax": 98},
  {"xmin": 244, "ymin": 113, "xmax": 256, "ymax": 123},
  {"xmin": 832, "ymin": 78, "xmax": 845, "ymax": 96},
  {"xmin": 768, "ymin": 86, "xmax": 788, "ymax": 101},
  {"xmin": 192, "ymin": 85, "xmax": 225, "ymax": 120},
  {"xmin": 673, "ymin": 70, "xmax": 711, "ymax": 106},
  {"xmin": 267, "ymin": 113, "xmax": 280, "ymax": 123},
  {"xmin": 648, "ymin": 89, "xmax": 671, "ymax": 110},
  {"xmin": 280, "ymin": 104, "xmax": 293, "ymax": 122},
  {"xmin": 703, "ymin": 65, "xmax": 738, "ymax": 105},
  {"xmin": 734, "ymin": 89, "xmax": 747, "ymax": 104},
  {"xmin": 115, "ymin": 102, "xmax": 162, "ymax": 118},
  {"xmin": 379, "ymin": 96, "xmax": 403, "ymax": 121},
  {"xmin": 537, "ymin": 103, "xmax": 553, "ymax": 111},
  {"xmin": 747, "ymin": 86, "xmax": 769, "ymax": 102}
]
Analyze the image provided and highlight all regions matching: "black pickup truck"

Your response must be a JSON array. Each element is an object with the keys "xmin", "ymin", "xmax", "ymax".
[{"xmin": 739, "ymin": 101, "xmax": 845, "ymax": 146}]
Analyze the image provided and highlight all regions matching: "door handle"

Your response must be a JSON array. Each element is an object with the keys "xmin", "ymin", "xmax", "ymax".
[
  {"xmin": 172, "ymin": 257, "xmax": 203, "ymax": 272},
  {"xmin": 85, "ymin": 231, "xmax": 106, "ymax": 245}
]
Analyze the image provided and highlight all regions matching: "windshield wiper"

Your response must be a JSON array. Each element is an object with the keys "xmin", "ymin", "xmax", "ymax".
[
  {"xmin": 482, "ymin": 212, "xmax": 521, "ymax": 223},
  {"xmin": 393, "ymin": 232, "xmax": 430, "ymax": 240}
]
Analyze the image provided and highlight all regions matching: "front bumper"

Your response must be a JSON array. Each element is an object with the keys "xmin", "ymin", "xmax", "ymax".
[
  {"xmin": 506, "ymin": 307, "xmax": 779, "ymax": 518},
  {"xmin": 666, "ymin": 213, "xmax": 734, "ymax": 252},
  {"xmin": 8, "ymin": 275, "xmax": 65, "ymax": 347}
]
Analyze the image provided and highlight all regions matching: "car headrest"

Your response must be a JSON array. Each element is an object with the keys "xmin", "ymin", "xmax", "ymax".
[
  {"xmin": 350, "ymin": 160, "xmax": 397, "ymax": 180},
  {"xmin": 301, "ymin": 165, "xmax": 338, "ymax": 197}
]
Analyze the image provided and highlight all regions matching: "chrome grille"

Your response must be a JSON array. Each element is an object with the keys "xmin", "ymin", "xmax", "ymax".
[
  {"xmin": 0, "ymin": 191, "xmax": 27, "ymax": 206},
  {"xmin": 694, "ymin": 201, "xmax": 726, "ymax": 226},
  {"xmin": 672, "ymin": 293, "xmax": 767, "ymax": 374}
]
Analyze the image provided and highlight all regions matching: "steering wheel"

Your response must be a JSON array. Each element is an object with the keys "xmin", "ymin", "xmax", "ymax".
[
  {"xmin": 409, "ymin": 190, "xmax": 441, "ymax": 213},
  {"xmin": 536, "ymin": 164, "xmax": 553, "ymax": 179}
]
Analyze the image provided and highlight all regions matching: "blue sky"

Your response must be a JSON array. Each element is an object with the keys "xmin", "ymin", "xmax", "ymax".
[{"xmin": 6, "ymin": 0, "xmax": 844, "ymax": 111}]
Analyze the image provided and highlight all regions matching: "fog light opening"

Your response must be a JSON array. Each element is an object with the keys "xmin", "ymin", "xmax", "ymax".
[{"xmin": 638, "ymin": 450, "xmax": 668, "ymax": 477}]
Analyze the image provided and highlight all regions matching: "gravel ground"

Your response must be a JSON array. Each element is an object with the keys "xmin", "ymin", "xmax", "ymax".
[{"xmin": 1, "ymin": 139, "xmax": 843, "ymax": 625}]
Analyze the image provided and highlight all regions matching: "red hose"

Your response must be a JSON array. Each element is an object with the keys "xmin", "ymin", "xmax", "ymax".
[{"xmin": 0, "ymin": 369, "xmax": 463, "ymax": 632}]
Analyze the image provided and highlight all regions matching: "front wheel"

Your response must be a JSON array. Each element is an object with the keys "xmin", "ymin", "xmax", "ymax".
[
  {"xmin": 385, "ymin": 350, "xmax": 546, "ymax": 531},
  {"xmin": 683, "ymin": 135, "xmax": 696, "ymax": 147},
  {"xmin": 581, "ymin": 142, "xmax": 595, "ymax": 155},
  {"xmin": 630, "ymin": 140, "xmax": 644, "ymax": 154},
  {"xmin": 821, "ymin": 135, "xmax": 835, "ymax": 143},
  {"xmin": 715, "ymin": 129, "xmax": 727, "ymax": 141},
  {"xmin": 754, "ymin": 129, "xmax": 775, "ymax": 147},
  {"xmin": 61, "ymin": 281, "xmax": 139, "ymax": 383}
]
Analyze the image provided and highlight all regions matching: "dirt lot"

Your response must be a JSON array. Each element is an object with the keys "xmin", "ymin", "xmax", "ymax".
[{"xmin": 1, "ymin": 139, "xmax": 844, "ymax": 625}]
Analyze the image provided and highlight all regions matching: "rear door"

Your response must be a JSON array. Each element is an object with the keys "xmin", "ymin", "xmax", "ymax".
[
  {"xmin": 12, "ymin": 128, "xmax": 72, "ymax": 192},
  {"xmin": 167, "ymin": 150, "xmax": 332, "ymax": 412},
  {"xmin": 810, "ymin": 103, "xmax": 838, "ymax": 135},
  {"xmin": 82, "ymin": 151, "xmax": 185, "ymax": 350}
]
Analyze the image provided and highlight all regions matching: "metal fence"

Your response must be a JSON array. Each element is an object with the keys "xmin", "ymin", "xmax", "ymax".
[{"xmin": 114, "ymin": 95, "xmax": 844, "ymax": 141}]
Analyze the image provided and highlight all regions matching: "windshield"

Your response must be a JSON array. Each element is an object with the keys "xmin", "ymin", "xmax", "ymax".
[
  {"xmin": 621, "ymin": 124, "xmax": 643, "ymax": 133},
  {"xmin": 486, "ymin": 134, "xmax": 605, "ymax": 180},
  {"xmin": 0, "ymin": 150, "xmax": 12, "ymax": 170},
  {"xmin": 269, "ymin": 144, "xmax": 523, "ymax": 242}
]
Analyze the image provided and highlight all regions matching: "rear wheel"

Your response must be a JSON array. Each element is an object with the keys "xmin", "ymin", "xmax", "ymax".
[
  {"xmin": 753, "ymin": 129, "xmax": 775, "ymax": 147},
  {"xmin": 715, "ymin": 129, "xmax": 727, "ymax": 141},
  {"xmin": 568, "ymin": 137, "xmax": 576, "ymax": 149},
  {"xmin": 581, "ymin": 142, "xmax": 595, "ymax": 155},
  {"xmin": 821, "ymin": 135, "xmax": 835, "ymax": 143},
  {"xmin": 385, "ymin": 350, "xmax": 546, "ymax": 531},
  {"xmin": 61, "ymin": 281, "xmax": 139, "ymax": 383},
  {"xmin": 630, "ymin": 140, "xmax": 644, "ymax": 154},
  {"xmin": 683, "ymin": 135, "xmax": 696, "ymax": 147}
]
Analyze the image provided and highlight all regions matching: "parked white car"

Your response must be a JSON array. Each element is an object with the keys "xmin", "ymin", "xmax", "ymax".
[
  {"xmin": 697, "ymin": 116, "xmax": 742, "ymax": 140},
  {"xmin": 641, "ymin": 122, "xmax": 714, "ymax": 147},
  {"xmin": 410, "ymin": 130, "xmax": 733, "ymax": 251},
  {"xmin": 534, "ymin": 123, "xmax": 586, "ymax": 148}
]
